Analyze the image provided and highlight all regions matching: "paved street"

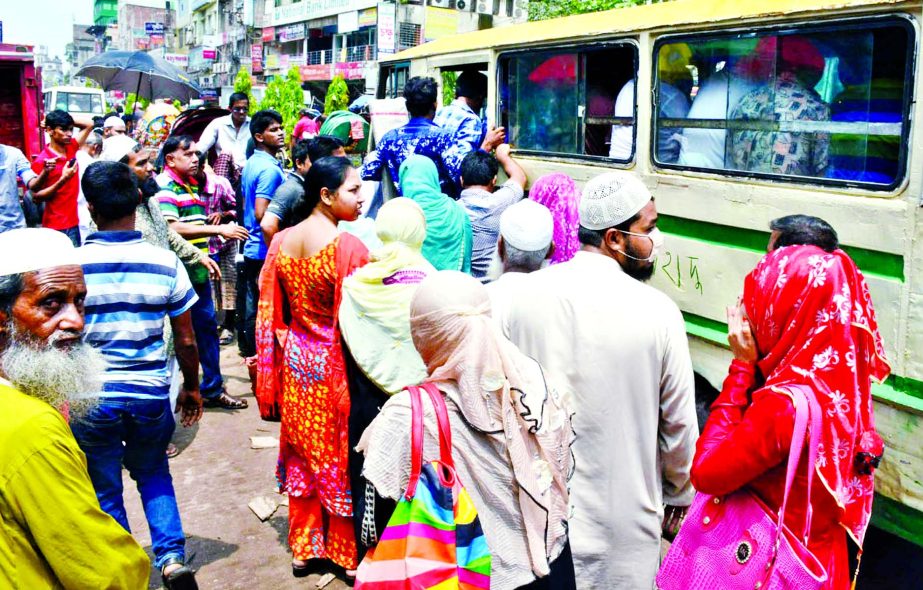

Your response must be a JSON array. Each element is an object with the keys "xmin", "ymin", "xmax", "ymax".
[{"xmin": 122, "ymin": 343, "xmax": 350, "ymax": 590}]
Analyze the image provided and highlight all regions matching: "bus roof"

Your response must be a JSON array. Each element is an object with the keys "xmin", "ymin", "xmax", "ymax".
[{"xmin": 382, "ymin": 0, "xmax": 905, "ymax": 63}]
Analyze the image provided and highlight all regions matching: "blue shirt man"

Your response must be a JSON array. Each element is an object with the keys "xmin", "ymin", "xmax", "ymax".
[
  {"xmin": 361, "ymin": 76, "xmax": 465, "ymax": 200},
  {"xmin": 240, "ymin": 149, "xmax": 284, "ymax": 260},
  {"xmin": 433, "ymin": 70, "xmax": 505, "ymax": 169},
  {"xmin": 0, "ymin": 145, "xmax": 40, "ymax": 233}
]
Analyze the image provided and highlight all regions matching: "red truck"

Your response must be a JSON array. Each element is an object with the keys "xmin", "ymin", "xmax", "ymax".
[{"xmin": 0, "ymin": 43, "xmax": 43, "ymax": 159}]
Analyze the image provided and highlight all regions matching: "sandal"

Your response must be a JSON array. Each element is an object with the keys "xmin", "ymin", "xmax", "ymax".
[
  {"xmin": 162, "ymin": 558, "xmax": 198, "ymax": 590},
  {"xmin": 219, "ymin": 328, "xmax": 234, "ymax": 346},
  {"xmin": 292, "ymin": 558, "xmax": 326, "ymax": 578},
  {"xmin": 202, "ymin": 391, "xmax": 249, "ymax": 410},
  {"xmin": 166, "ymin": 443, "xmax": 179, "ymax": 459}
]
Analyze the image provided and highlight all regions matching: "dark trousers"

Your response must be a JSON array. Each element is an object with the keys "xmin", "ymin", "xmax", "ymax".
[
  {"xmin": 191, "ymin": 280, "xmax": 224, "ymax": 398},
  {"xmin": 236, "ymin": 256, "xmax": 264, "ymax": 358},
  {"xmin": 517, "ymin": 541, "xmax": 577, "ymax": 590}
]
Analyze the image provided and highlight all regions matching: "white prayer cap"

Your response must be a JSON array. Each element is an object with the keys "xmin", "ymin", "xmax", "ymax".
[
  {"xmin": 0, "ymin": 228, "xmax": 80, "ymax": 276},
  {"xmin": 100, "ymin": 135, "xmax": 139, "ymax": 163},
  {"xmin": 500, "ymin": 199, "xmax": 554, "ymax": 252},
  {"xmin": 103, "ymin": 115, "xmax": 126, "ymax": 130},
  {"xmin": 578, "ymin": 172, "xmax": 652, "ymax": 230}
]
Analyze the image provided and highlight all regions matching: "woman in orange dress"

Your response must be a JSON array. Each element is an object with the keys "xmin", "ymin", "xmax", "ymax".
[{"xmin": 256, "ymin": 156, "xmax": 368, "ymax": 576}]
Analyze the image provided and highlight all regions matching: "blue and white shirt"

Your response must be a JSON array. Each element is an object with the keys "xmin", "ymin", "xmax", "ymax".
[
  {"xmin": 434, "ymin": 98, "xmax": 487, "ymax": 161},
  {"xmin": 79, "ymin": 231, "xmax": 198, "ymax": 400}
]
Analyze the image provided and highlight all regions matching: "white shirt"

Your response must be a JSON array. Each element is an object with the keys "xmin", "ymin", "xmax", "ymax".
[
  {"xmin": 197, "ymin": 114, "xmax": 250, "ymax": 167},
  {"xmin": 486, "ymin": 271, "xmax": 530, "ymax": 334},
  {"xmin": 74, "ymin": 150, "xmax": 96, "ymax": 242},
  {"xmin": 610, "ymin": 80, "xmax": 690, "ymax": 162},
  {"xmin": 504, "ymin": 251, "xmax": 698, "ymax": 589},
  {"xmin": 677, "ymin": 70, "xmax": 757, "ymax": 169}
]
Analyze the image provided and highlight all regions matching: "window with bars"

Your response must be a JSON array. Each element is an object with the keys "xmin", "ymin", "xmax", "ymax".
[{"xmin": 399, "ymin": 23, "xmax": 422, "ymax": 51}]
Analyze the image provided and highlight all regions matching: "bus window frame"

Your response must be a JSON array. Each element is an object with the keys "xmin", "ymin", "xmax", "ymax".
[
  {"xmin": 650, "ymin": 14, "xmax": 917, "ymax": 194},
  {"xmin": 496, "ymin": 39, "xmax": 640, "ymax": 166},
  {"xmin": 377, "ymin": 61, "xmax": 411, "ymax": 99}
]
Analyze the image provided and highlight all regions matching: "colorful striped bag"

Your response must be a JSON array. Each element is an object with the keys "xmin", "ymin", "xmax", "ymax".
[{"xmin": 355, "ymin": 382, "xmax": 491, "ymax": 589}]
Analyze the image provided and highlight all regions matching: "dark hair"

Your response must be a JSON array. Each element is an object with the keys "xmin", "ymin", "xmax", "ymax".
[
  {"xmin": 160, "ymin": 134, "xmax": 194, "ymax": 159},
  {"xmin": 81, "ymin": 161, "xmax": 140, "ymax": 220},
  {"xmin": 292, "ymin": 139, "xmax": 312, "ymax": 166},
  {"xmin": 250, "ymin": 109, "xmax": 283, "ymax": 140},
  {"xmin": 403, "ymin": 76, "xmax": 438, "ymax": 118},
  {"xmin": 769, "ymin": 214, "xmax": 839, "ymax": 252},
  {"xmin": 45, "ymin": 109, "xmax": 74, "ymax": 130},
  {"xmin": 301, "ymin": 156, "xmax": 353, "ymax": 219},
  {"xmin": 306, "ymin": 135, "xmax": 344, "ymax": 163},
  {"xmin": 456, "ymin": 70, "xmax": 487, "ymax": 99},
  {"xmin": 460, "ymin": 150, "xmax": 498, "ymax": 187},
  {"xmin": 0, "ymin": 273, "xmax": 23, "ymax": 317},
  {"xmin": 577, "ymin": 213, "xmax": 641, "ymax": 247},
  {"xmin": 228, "ymin": 92, "xmax": 249, "ymax": 107}
]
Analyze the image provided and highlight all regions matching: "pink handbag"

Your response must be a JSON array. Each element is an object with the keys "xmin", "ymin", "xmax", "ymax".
[{"xmin": 656, "ymin": 385, "xmax": 829, "ymax": 590}]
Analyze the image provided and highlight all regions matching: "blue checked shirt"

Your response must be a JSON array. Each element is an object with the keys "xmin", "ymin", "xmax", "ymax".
[
  {"xmin": 434, "ymin": 99, "xmax": 488, "ymax": 160},
  {"xmin": 361, "ymin": 118, "xmax": 464, "ymax": 197}
]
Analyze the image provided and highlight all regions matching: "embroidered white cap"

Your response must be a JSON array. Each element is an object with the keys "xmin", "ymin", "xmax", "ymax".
[
  {"xmin": 578, "ymin": 172, "xmax": 652, "ymax": 230},
  {"xmin": 0, "ymin": 228, "xmax": 80, "ymax": 276},
  {"xmin": 500, "ymin": 199, "xmax": 554, "ymax": 252}
]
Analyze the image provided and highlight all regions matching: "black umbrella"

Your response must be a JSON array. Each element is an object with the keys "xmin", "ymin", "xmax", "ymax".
[{"xmin": 75, "ymin": 50, "xmax": 202, "ymax": 107}]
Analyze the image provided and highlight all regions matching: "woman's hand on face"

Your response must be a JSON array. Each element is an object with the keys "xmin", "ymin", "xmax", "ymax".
[{"xmin": 727, "ymin": 304, "xmax": 758, "ymax": 364}]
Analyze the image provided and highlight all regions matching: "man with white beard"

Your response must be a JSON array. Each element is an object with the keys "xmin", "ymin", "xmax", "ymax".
[{"xmin": 0, "ymin": 227, "xmax": 151, "ymax": 589}]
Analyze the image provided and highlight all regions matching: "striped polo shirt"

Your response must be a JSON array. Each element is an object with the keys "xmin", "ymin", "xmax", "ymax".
[
  {"xmin": 79, "ymin": 231, "xmax": 198, "ymax": 400},
  {"xmin": 156, "ymin": 169, "xmax": 209, "ymax": 283}
]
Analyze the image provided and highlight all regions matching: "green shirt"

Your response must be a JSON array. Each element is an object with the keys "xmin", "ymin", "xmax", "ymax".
[
  {"xmin": 155, "ymin": 170, "xmax": 210, "ymax": 284},
  {"xmin": 0, "ymin": 381, "xmax": 151, "ymax": 589}
]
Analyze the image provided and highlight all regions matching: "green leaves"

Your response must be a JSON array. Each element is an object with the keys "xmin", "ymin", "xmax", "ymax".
[
  {"xmin": 232, "ymin": 68, "xmax": 258, "ymax": 115},
  {"xmin": 260, "ymin": 66, "xmax": 306, "ymax": 139},
  {"xmin": 527, "ymin": 0, "xmax": 669, "ymax": 21},
  {"xmin": 324, "ymin": 74, "xmax": 350, "ymax": 115}
]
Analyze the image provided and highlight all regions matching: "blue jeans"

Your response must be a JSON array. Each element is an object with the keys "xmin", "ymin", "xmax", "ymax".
[
  {"xmin": 58, "ymin": 225, "xmax": 81, "ymax": 247},
  {"xmin": 71, "ymin": 397, "xmax": 186, "ymax": 569},
  {"xmin": 191, "ymin": 280, "xmax": 224, "ymax": 399}
]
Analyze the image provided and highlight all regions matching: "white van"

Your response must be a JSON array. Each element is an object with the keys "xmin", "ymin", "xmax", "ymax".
[{"xmin": 43, "ymin": 86, "xmax": 106, "ymax": 119}]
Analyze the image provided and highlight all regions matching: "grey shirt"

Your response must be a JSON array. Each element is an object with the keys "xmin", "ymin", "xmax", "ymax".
[
  {"xmin": 0, "ymin": 146, "xmax": 37, "ymax": 233},
  {"xmin": 264, "ymin": 172, "xmax": 305, "ymax": 230}
]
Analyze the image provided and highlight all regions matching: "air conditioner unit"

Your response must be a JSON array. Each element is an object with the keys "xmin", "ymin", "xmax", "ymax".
[
  {"xmin": 456, "ymin": 0, "xmax": 471, "ymax": 11},
  {"xmin": 428, "ymin": 0, "xmax": 450, "ymax": 6},
  {"xmin": 200, "ymin": 76, "xmax": 213, "ymax": 86},
  {"xmin": 475, "ymin": 0, "xmax": 493, "ymax": 15},
  {"xmin": 511, "ymin": 0, "xmax": 526, "ymax": 19}
]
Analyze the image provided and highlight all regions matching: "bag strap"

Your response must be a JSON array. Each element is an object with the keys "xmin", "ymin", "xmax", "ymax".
[
  {"xmin": 405, "ymin": 385, "xmax": 425, "ymax": 500},
  {"xmin": 420, "ymin": 382, "xmax": 455, "ymax": 471},
  {"xmin": 774, "ymin": 385, "xmax": 822, "ymax": 547},
  {"xmin": 800, "ymin": 385, "xmax": 823, "ymax": 543}
]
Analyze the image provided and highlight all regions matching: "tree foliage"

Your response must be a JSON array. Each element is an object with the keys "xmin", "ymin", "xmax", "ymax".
[
  {"xmin": 527, "ymin": 0, "xmax": 670, "ymax": 21},
  {"xmin": 125, "ymin": 93, "xmax": 151, "ymax": 112},
  {"xmin": 324, "ymin": 74, "xmax": 350, "ymax": 115},
  {"xmin": 441, "ymin": 70, "xmax": 458, "ymax": 106},
  {"xmin": 233, "ymin": 67, "xmax": 258, "ymax": 115},
  {"xmin": 259, "ymin": 66, "xmax": 306, "ymax": 139}
]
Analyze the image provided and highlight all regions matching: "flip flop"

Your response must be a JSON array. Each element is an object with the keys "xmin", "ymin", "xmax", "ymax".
[{"xmin": 202, "ymin": 391, "xmax": 248, "ymax": 410}]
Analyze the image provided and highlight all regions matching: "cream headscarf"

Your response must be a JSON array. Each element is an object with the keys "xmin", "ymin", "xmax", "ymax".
[
  {"xmin": 409, "ymin": 271, "xmax": 574, "ymax": 577},
  {"xmin": 339, "ymin": 198, "xmax": 435, "ymax": 395}
]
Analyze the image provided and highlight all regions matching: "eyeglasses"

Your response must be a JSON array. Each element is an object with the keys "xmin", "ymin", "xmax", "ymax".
[{"xmin": 231, "ymin": 107, "xmax": 248, "ymax": 113}]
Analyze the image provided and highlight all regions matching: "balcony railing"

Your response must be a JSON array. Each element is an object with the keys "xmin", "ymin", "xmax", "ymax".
[{"xmin": 305, "ymin": 44, "xmax": 377, "ymax": 66}]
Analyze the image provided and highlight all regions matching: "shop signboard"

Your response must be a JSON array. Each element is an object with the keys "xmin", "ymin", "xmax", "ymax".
[
  {"xmin": 334, "ymin": 61, "xmax": 364, "ymax": 80},
  {"xmin": 272, "ymin": 0, "xmax": 376, "ymax": 27},
  {"xmin": 251, "ymin": 44, "xmax": 263, "ymax": 73},
  {"xmin": 164, "ymin": 53, "xmax": 189, "ymax": 67},
  {"xmin": 300, "ymin": 64, "xmax": 333, "ymax": 81},
  {"xmin": 278, "ymin": 23, "xmax": 305, "ymax": 42},
  {"xmin": 262, "ymin": 27, "xmax": 275, "ymax": 42}
]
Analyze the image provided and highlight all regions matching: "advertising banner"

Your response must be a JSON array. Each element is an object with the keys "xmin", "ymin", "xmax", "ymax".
[
  {"xmin": 377, "ymin": 2, "xmax": 396, "ymax": 55},
  {"xmin": 251, "ymin": 44, "xmax": 263, "ymax": 73}
]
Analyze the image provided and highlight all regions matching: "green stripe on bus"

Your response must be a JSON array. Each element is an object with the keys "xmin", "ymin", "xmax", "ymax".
[
  {"xmin": 683, "ymin": 311, "xmax": 923, "ymax": 408},
  {"xmin": 658, "ymin": 215, "xmax": 904, "ymax": 281},
  {"xmin": 872, "ymin": 493, "xmax": 923, "ymax": 548}
]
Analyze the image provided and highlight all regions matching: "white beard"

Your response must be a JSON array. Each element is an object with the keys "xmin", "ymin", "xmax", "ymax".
[{"xmin": 1, "ymin": 325, "xmax": 106, "ymax": 415}]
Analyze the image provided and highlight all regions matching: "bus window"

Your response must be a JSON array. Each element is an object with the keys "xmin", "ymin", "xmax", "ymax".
[
  {"xmin": 654, "ymin": 19, "xmax": 913, "ymax": 190},
  {"xmin": 499, "ymin": 43, "xmax": 637, "ymax": 160},
  {"xmin": 378, "ymin": 63, "xmax": 410, "ymax": 99}
]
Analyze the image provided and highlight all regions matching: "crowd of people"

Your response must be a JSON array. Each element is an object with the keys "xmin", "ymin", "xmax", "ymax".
[{"xmin": 0, "ymin": 69, "xmax": 889, "ymax": 590}]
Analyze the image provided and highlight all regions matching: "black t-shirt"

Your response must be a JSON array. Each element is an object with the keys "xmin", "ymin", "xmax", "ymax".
[{"xmin": 265, "ymin": 172, "xmax": 305, "ymax": 230}]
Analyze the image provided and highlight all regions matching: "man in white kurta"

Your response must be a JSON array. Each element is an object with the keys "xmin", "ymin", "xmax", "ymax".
[{"xmin": 504, "ymin": 172, "xmax": 698, "ymax": 589}]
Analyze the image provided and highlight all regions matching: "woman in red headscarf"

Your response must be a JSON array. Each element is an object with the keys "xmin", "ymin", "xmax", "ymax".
[{"xmin": 691, "ymin": 245, "xmax": 890, "ymax": 589}]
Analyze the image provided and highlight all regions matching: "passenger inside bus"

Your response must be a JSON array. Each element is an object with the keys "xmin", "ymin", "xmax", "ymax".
[{"xmin": 727, "ymin": 36, "xmax": 830, "ymax": 177}]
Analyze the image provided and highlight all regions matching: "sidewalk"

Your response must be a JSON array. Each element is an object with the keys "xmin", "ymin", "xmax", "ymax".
[{"xmin": 122, "ymin": 344, "xmax": 351, "ymax": 589}]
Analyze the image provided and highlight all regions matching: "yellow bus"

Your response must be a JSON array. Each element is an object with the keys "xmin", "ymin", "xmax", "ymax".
[{"xmin": 378, "ymin": 0, "xmax": 923, "ymax": 552}]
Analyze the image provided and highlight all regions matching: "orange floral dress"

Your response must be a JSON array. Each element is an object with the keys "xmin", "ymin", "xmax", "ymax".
[{"xmin": 271, "ymin": 235, "xmax": 368, "ymax": 567}]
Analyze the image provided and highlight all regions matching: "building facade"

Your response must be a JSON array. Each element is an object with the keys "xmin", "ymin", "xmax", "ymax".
[
  {"xmin": 65, "ymin": 25, "xmax": 98, "ymax": 74},
  {"xmin": 115, "ymin": 0, "xmax": 172, "ymax": 52},
  {"xmin": 162, "ymin": 0, "xmax": 528, "ymax": 103}
]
